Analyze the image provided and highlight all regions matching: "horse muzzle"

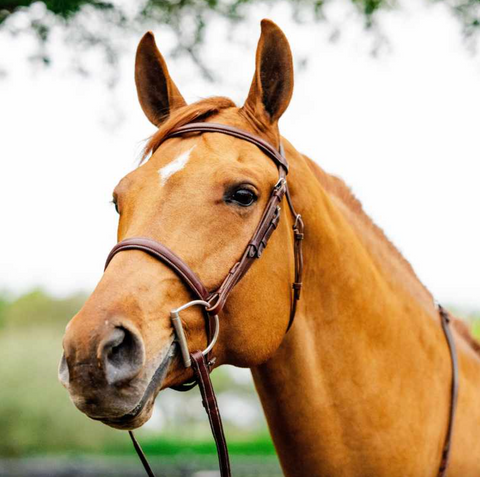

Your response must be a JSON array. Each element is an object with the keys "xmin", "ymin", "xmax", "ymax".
[{"xmin": 58, "ymin": 317, "xmax": 175, "ymax": 429}]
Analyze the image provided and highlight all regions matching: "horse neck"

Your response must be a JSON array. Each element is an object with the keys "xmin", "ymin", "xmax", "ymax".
[{"xmin": 251, "ymin": 145, "xmax": 451, "ymax": 476}]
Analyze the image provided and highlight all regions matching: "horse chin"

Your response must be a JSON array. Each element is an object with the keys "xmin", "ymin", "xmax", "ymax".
[{"xmin": 98, "ymin": 399, "xmax": 155, "ymax": 430}]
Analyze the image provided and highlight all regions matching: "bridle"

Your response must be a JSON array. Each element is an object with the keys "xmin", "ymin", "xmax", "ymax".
[
  {"xmin": 103, "ymin": 122, "xmax": 458, "ymax": 477},
  {"xmin": 104, "ymin": 122, "xmax": 304, "ymax": 477}
]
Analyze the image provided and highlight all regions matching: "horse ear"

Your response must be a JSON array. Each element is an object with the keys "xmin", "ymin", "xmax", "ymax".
[
  {"xmin": 135, "ymin": 32, "xmax": 187, "ymax": 127},
  {"xmin": 243, "ymin": 20, "xmax": 294, "ymax": 127}
]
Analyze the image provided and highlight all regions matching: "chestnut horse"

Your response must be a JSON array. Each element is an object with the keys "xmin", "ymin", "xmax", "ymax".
[{"xmin": 59, "ymin": 20, "xmax": 480, "ymax": 476}]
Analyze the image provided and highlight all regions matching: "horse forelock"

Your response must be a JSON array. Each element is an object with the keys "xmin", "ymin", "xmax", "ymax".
[{"xmin": 141, "ymin": 97, "xmax": 236, "ymax": 164}]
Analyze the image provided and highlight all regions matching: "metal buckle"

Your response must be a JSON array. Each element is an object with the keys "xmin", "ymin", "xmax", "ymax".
[{"xmin": 170, "ymin": 300, "xmax": 220, "ymax": 368}]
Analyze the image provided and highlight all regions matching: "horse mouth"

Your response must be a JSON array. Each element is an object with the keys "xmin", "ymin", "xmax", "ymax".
[{"xmin": 95, "ymin": 342, "xmax": 177, "ymax": 430}]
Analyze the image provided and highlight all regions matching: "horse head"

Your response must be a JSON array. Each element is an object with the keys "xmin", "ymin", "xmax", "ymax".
[{"xmin": 59, "ymin": 20, "xmax": 298, "ymax": 430}]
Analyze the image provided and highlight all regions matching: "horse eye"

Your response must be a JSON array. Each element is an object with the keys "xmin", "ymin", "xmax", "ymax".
[{"xmin": 228, "ymin": 188, "xmax": 257, "ymax": 207}]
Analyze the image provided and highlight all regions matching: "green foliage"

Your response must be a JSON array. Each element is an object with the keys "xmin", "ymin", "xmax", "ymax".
[
  {"xmin": 1, "ymin": 0, "xmax": 480, "ymax": 82},
  {"xmin": 2, "ymin": 288, "xmax": 86, "ymax": 329},
  {"xmin": 0, "ymin": 0, "xmax": 115, "ymax": 19},
  {"xmin": 0, "ymin": 288, "xmax": 272, "ymax": 458},
  {"xmin": 1, "ymin": 288, "xmax": 479, "ymax": 461},
  {"xmin": 473, "ymin": 321, "xmax": 480, "ymax": 339},
  {"xmin": 0, "ymin": 289, "xmax": 127, "ymax": 456},
  {"xmin": 0, "ymin": 324, "xmax": 125, "ymax": 457},
  {"xmin": 470, "ymin": 314, "xmax": 480, "ymax": 339},
  {"xmin": 0, "ymin": 291, "xmax": 11, "ymax": 329}
]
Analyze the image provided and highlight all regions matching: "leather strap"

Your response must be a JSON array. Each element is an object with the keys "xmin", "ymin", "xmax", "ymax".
[
  {"xmin": 128, "ymin": 431, "xmax": 156, "ymax": 477},
  {"xmin": 191, "ymin": 350, "xmax": 231, "ymax": 476},
  {"xmin": 165, "ymin": 122, "xmax": 289, "ymax": 173},
  {"xmin": 285, "ymin": 185, "xmax": 304, "ymax": 331},
  {"xmin": 206, "ymin": 170, "xmax": 288, "ymax": 316},
  {"xmin": 105, "ymin": 238, "xmax": 209, "ymax": 301},
  {"xmin": 126, "ymin": 352, "xmax": 232, "ymax": 477},
  {"xmin": 437, "ymin": 304, "xmax": 459, "ymax": 477},
  {"xmin": 104, "ymin": 122, "xmax": 304, "ymax": 477}
]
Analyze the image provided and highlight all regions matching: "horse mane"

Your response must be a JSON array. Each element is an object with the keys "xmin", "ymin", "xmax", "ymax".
[
  {"xmin": 141, "ymin": 97, "xmax": 236, "ymax": 163},
  {"xmin": 303, "ymin": 155, "xmax": 429, "ymax": 296},
  {"xmin": 303, "ymin": 155, "xmax": 480, "ymax": 354}
]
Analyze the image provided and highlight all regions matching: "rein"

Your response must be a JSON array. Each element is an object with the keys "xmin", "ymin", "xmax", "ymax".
[{"xmin": 103, "ymin": 122, "xmax": 458, "ymax": 477}]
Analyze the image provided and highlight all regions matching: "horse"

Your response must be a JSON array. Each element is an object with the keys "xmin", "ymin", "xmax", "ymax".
[{"xmin": 58, "ymin": 19, "xmax": 480, "ymax": 476}]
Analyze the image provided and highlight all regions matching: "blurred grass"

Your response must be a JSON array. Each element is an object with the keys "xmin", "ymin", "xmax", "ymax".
[
  {"xmin": 0, "ymin": 288, "xmax": 275, "ymax": 459},
  {"xmin": 105, "ymin": 435, "xmax": 276, "ymax": 457},
  {"xmin": 0, "ymin": 288, "xmax": 478, "ymax": 460},
  {"xmin": 0, "ymin": 308, "xmax": 126, "ymax": 456}
]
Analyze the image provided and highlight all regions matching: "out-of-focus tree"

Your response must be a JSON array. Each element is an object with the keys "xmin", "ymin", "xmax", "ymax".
[{"xmin": 1, "ymin": 0, "xmax": 479, "ymax": 82}]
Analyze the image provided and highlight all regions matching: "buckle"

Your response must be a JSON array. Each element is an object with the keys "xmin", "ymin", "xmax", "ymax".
[{"xmin": 170, "ymin": 300, "xmax": 220, "ymax": 368}]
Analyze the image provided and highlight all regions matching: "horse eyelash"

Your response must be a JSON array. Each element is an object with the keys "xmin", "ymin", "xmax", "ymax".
[{"xmin": 110, "ymin": 199, "xmax": 119, "ymax": 213}]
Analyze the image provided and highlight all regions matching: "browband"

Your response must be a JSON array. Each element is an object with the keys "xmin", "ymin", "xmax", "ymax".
[{"xmin": 166, "ymin": 122, "xmax": 289, "ymax": 172}]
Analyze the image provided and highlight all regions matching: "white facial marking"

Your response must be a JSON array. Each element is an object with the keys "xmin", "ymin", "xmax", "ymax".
[{"xmin": 158, "ymin": 146, "xmax": 195, "ymax": 186}]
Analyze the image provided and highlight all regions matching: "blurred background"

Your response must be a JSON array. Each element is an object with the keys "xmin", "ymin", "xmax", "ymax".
[{"xmin": 0, "ymin": 0, "xmax": 479, "ymax": 475}]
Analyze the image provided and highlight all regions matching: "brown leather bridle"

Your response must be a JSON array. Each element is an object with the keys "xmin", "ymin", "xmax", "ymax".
[
  {"xmin": 103, "ymin": 122, "xmax": 458, "ymax": 477},
  {"xmin": 104, "ymin": 122, "xmax": 304, "ymax": 477}
]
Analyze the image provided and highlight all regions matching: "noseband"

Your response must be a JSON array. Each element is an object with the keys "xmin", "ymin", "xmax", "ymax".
[
  {"xmin": 104, "ymin": 122, "xmax": 305, "ymax": 477},
  {"xmin": 103, "ymin": 122, "xmax": 458, "ymax": 477}
]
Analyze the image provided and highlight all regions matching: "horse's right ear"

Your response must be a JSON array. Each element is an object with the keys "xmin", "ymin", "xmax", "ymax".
[{"xmin": 135, "ymin": 32, "xmax": 187, "ymax": 127}]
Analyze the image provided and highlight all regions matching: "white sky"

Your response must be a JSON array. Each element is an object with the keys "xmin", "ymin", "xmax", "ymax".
[{"xmin": 0, "ymin": 0, "xmax": 479, "ymax": 309}]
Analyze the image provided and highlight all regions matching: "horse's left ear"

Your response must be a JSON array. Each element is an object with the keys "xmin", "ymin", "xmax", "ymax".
[
  {"xmin": 243, "ymin": 20, "xmax": 294, "ymax": 127},
  {"xmin": 135, "ymin": 32, "xmax": 187, "ymax": 127}
]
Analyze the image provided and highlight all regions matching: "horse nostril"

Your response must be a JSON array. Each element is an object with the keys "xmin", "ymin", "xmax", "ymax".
[{"xmin": 101, "ymin": 326, "xmax": 145, "ymax": 385}]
